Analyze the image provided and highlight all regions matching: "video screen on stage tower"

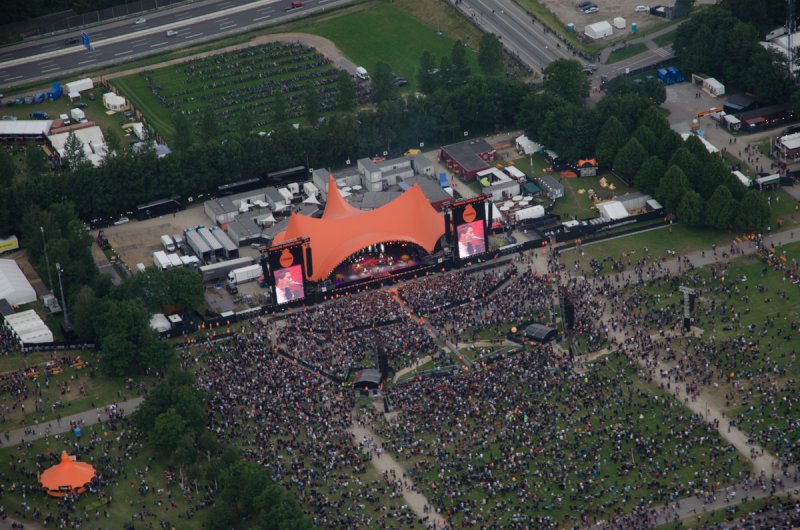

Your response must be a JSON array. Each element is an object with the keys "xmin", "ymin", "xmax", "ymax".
[
  {"xmin": 452, "ymin": 197, "xmax": 486, "ymax": 259},
  {"xmin": 268, "ymin": 241, "xmax": 306, "ymax": 305}
]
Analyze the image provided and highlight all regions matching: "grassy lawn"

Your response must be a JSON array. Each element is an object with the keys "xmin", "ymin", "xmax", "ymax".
[
  {"xmin": 509, "ymin": 152, "xmax": 550, "ymax": 177},
  {"xmin": 550, "ymin": 173, "xmax": 635, "ymax": 221},
  {"xmin": 606, "ymin": 43, "xmax": 648, "ymax": 64},
  {"xmin": 559, "ymin": 223, "xmax": 729, "ymax": 270},
  {"xmin": 112, "ymin": 74, "xmax": 176, "ymax": 139},
  {"xmin": 0, "ymin": 357, "xmax": 148, "ymax": 427},
  {"xmin": 653, "ymin": 30, "xmax": 677, "ymax": 47},
  {"xmin": 0, "ymin": 422, "xmax": 209, "ymax": 529},
  {"xmin": 304, "ymin": 1, "xmax": 479, "ymax": 91}
]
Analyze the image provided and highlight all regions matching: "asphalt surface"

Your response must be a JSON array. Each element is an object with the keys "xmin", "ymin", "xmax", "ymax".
[
  {"xmin": 454, "ymin": 0, "xmax": 578, "ymax": 72},
  {"xmin": 0, "ymin": 0, "xmax": 347, "ymax": 88}
]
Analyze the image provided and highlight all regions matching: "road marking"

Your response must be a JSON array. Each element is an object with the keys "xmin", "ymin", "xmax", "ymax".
[
  {"xmin": 185, "ymin": 33, "xmax": 204, "ymax": 39},
  {"xmin": 219, "ymin": 23, "xmax": 238, "ymax": 29},
  {"xmin": 319, "ymin": 0, "xmax": 331, "ymax": 3},
  {"xmin": 257, "ymin": 6, "xmax": 273, "ymax": 13},
  {"xmin": 41, "ymin": 67, "xmax": 60, "ymax": 73},
  {"xmin": 253, "ymin": 14, "xmax": 271, "ymax": 20},
  {"xmin": 175, "ymin": 12, "xmax": 192, "ymax": 19},
  {"xmin": 3, "ymin": 75, "xmax": 23, "ymax": 81},
  {"xmin": 115, "ymin": 50, "xmax": 133, "ymax": 56},
  {"xmin": 150, "ymin": 41, "xmax": 169, "ymax": 48},
  {"xmin": 78, "ymin": 59, "xmax": 97, "ymax": 64},
  {"xmin": 132, "ymin": 41, "xmax": 148, "ymax": 47}
]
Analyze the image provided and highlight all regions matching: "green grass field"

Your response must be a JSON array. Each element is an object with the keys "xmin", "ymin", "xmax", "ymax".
[
  {"xmin": 549, "ymin": 173, "xmax": 635, "ymax": 220},
  {"xmin": 606, "ymin": 43, "xmax": 648, "ymax": 64},
  {"xmin": 0, "ymin": 422, "xmax": 209, "ymax": 529},
  {"xmin": 653, "ymin": 30, "xmax": 677, "ymax": 47},
  {"xmin": 304, "ymin": 2, "xmax": 479, "ymax": 88}
]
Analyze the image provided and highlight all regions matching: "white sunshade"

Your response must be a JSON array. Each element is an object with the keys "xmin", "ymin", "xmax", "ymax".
[
  {"xmin": 4, "ymin": 309, "xmax": 53, "ymax": 344},
  {"xmin": 0, "ymin": 259, "xmax": 36, "ymax": 306}
]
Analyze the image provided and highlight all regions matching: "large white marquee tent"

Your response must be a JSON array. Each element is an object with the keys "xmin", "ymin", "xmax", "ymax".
[{"xmin": 0, "ymin": 259, "xmax": 36, "ymax": 306}]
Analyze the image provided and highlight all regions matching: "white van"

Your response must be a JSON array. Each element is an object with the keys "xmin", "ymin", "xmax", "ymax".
[
  {"xmin": 355, "ymin": 66, "xmax": 369, "ymax": 80},
  {"xmin": 166, "ymin": 30, "xmax": 179, "ymax": 37}
]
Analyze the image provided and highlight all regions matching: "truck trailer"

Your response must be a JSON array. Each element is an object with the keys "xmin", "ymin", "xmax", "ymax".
[
  {"xmin": 198, "ymin": 256, "xmax": 255, "ymax": 282},
  {"xmin": 227, "ymin": 264, "xmax": 263, "ymax": 285},
  {"xmin": 153, "ymin": 251, "xmax": 171, "ymax": 270}
]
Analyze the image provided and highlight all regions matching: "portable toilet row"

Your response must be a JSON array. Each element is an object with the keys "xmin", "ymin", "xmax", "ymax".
[{"xmin": 656, "ymin": 66, "xmax": 684, "ymax": 85}]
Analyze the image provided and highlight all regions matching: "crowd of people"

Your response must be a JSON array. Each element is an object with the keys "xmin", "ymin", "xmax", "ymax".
[
  {"xmin": 397, "ymin": 267, "xmax": 511, "ymax": 315},
  {"xmin": 191, "ymin": 327, "xmax": 427, "ymax": 529}
]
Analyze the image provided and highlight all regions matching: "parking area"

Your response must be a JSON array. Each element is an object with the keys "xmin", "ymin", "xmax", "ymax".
[{"xmin": 537, "ymin": 0, "xmax": 717, "ymax": 40}]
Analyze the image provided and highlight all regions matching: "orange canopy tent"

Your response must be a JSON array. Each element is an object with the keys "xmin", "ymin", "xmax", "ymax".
[
  {"xmin": 273, "ymin": 175, "xmax": 445, "ymax": 281},
  {"xmin": 40, "ymin": 451, "xmax": 96, "ymax": 497}
]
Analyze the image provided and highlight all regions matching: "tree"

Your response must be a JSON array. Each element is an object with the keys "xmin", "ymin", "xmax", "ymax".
[
  {"xmin": 450, "ymin": 40, "xmax": 471, "ymax": 86},
  {"xmin": 705, "ymin": 185, "xmax": 735, "ymax": 229},
  {"xmin": 200, "ymin": 111, "xmax": 221, "ymax": 140},
  {"xmin": 677, "ymin": 190, "xmax": 704, "ymax": 226},
  {"xmin": 658, "ymin": 130, "xmax": 684, "ymax": 163},
  {"xmin": 612, "ymin": 138, "xmax": 646, "ymax": 181},
  {"xmin": 371, "ymin": 61, "xmax": 398, "ymax": 103},
  {"xmin": 735, "ymin": 190, "xmax": 770, "ymax": 231},
  {"xmin": 656, "ymin": 165, "xmax": 690, "ymax": 212},
  {"xmin": 478, "ymin": 34, "xmax": 504, "ymax": 77},
  {"xmin": 171, "ymin": 112, "xmax": 194, "ymax": 152},
  {"xmin": 335, "ymin": 70, "xmax": 357, "ymax": 112},
  {"xmin": 595, "ymin": 116, "xmax": 628, "ymax": 167},
  {"xmin": 271, "ymin": 90, "xmax": 288, "ymax": 124},
  {"xmin": 303, "ymin": 88, "xmax": 321, "ymax": 125},
  {"xmin": 0, "ymin": 147, "xmax": 15, "ymax": 189},
  {"xmin": 634, "ymin": 156, "xmax": 666, "ymax": 194},
  {"xmin": 164, "ymin": 267, "xmax": 205, "ymax": 313},
  {"xmin": 543, "ymin": 59, "xmax": 589, "ymax": 103},
  {"xmin": 417, "ymin": 51, "xmax": 438, "ymax": 94},
  {"xmin": 150, "ymin": 408, "xmax": 189, "ymax": 456},
  {"xmin": 103, "ymin": 126, "xmax": 122, "ymax": 155},
  {"xmin": 638, "ymin": 106, "xmax": 670, "ymax": 138},
  {"xmin": 632, "ymin": 125, "xmax": 658, "ymax": 156},
  {"xmin": 25, "ymin": 141, "xmax": 48, "ymax": 176},
  {"xmin": 62, "ymin": 131, "xmax": 89, "ymax": 171}
]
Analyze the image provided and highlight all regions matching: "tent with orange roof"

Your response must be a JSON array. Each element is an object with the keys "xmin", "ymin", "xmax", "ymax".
[
  {"xmin": 40, "ymin": 451, "xmax": 96, "ymax": 497},
  {"xmin": 272, "ymin": 176, "xmax": 445, "ymax": 282}
]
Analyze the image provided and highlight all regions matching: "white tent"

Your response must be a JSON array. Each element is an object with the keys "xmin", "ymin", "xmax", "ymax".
[
  {"xmin": 597, "ymin": 200, "xmax": 629, "ymax": 221},
  {"xmin": 732, "ymin": 170, "xmax": 752, "ymax": 187},
  {"xmin": 585, "ymin": 21, "xmax": 613, "ymax": 40},
  {"xmin": 515, "ymin": 135, "xmax": 541, "ymax": 155},
  {"xmin": 613, "ymin": 17, "xmax": 626, "ymax": 29},
  {"xmin": 4, "ymin": 309, "xmax": 53, "ymax": 344},
  {"xmin": 303, "ymin": 195, "xmax": 321, "ymax": 205},
  {"xmin": 680, "ymin": 132, "xmax": 719, "ymax": 154},
  {"xmin": 150, "ymin": 313, "xmax": 171, "ymax": 333},
  {"xmin": 102, "ymin": 92, "xmax": 127, "ymax": 111},
  {"xmin": 0, "ymin": 259, "xmax": 36, "ymax": 306}
]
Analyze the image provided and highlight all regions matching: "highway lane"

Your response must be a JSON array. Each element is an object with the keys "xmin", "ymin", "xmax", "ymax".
[
  {"xmin": 0, "ymin": 0, "xmax": 330, "ymax": 87},
  {"xmin": 456, "ymin": 0, "xmax": 579, "ymax": 72}
]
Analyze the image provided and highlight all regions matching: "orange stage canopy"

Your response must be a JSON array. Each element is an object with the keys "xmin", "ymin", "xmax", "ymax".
[
  {"xmin": 40, "ymin": 451, "xmax": 96, "ymax": 497},
  {"xmin": 273, "ymin": 176, "xmax": 445, "ymax": 281}
]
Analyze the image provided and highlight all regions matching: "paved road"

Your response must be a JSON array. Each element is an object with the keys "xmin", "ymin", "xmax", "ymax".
[
  {"xmin": 0, "ymin": 0, "xmax": 349, "ymax": 88},
  {"xmin": 453, "ymin": 0, "xmax": 578, "ymax": 73}
]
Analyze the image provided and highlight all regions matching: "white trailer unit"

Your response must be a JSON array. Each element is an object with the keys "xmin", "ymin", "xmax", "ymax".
[
  {"xmin": 161, "ymin": 234, "xmax": 175, "ymax": 252},
  {"xmin": 153, "ymin": 251, "xmax": 171, "ymax": 270},
  {"xmin": 167, "ymin": 253, "xmax": 183, "ymax": 268},
  {"xmin": 70, "ymin": 108, "xmax": 86, "ymax": 123},
  {"xmin": 65, "ymin": 78, "xmax": 94, "ymax": 94},
  {"xmin": 197, "ymin": 227, "xmax": 224, "ymax": 259},
  {"xmin": 198, "ymin": 256, "xmax": 255, "ymax": 282},
  {"xmin": 514, "ymin": 205, "xmax": 546, "ymax": 222},
  {"xmin": 227, "ymin": 264, "xmax": 263, "ymax": 284},
  {"xmin": 180, "ymin": 255, "xmax": 201, "ymax": 268}
]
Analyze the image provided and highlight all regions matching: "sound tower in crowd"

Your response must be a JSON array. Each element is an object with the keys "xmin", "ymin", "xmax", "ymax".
[
  {"xmin": 450, "ymin": 195, "xmax": 488, "ymax": 262},
  {"xmin": 267, "ymin": 238, "xmax": 309, "ymax": 306},
  {"xmin": 560, "ymin": 288, "xmax": 576, "ymax": 331},
  {"xmin": 375, "ymin": 336, "xmax": 390, "ymax": 380},
  {"xmin": 679, "ymin": 286, "xmax": 696, "ymax": 332}
]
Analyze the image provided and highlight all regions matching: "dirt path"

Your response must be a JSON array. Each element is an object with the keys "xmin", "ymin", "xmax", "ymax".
[
  {"xmin": 349, "ymin": 422, "xmax": 447, "ymax": 529},
  {"xmin": 101, "ymin": 32, "xmax": 356, "ymax": 82}
]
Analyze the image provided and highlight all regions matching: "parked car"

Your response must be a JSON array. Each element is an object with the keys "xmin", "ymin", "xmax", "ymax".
[
  {"xmin": 635, "ymin": 5, "xmax": 650, "ymax": 12},
  {"xmin": 134, "ymin": 17, "xmax": 146, "ymax": 24},
  {"xmin": 576, "ymin": 1, "xmax": 593, "ymax": 9},
  {"xmin": 113, "ymin": 216, "xmax": 130, "ymax": 225},
  {"xmin": 394, "ymin": 75, "xmax": 408, "ymax": 87},
  {"xmin": 73, "ymin": 102, "xmax": 88, "ymax": 109},
  {"xmin": 584, "ymin": 6, "xmax": 599, "ymax": 13}
]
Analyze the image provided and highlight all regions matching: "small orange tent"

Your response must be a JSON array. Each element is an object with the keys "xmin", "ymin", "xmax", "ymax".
[{"xmin": 40, "ymin": 451, "xmax": 96, "ymax": 497}]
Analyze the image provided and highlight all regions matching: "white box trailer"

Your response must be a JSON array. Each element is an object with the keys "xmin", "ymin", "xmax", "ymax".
[
  {"xmin": 167, "ymin": 253, "xmax": 183, "ymax": 268},
  {"xmin": 228, "ymin": 264, "xmax": 263, "ymax": 284},
  {"xmin": 198, "ymin": 256, "xmax": 255, "ymax": 282},
  {"xmin": 514, "ymin": 205, "xmax": 546, "ymax": 222},
  {"xmin": 65, "ymin": 78, "xmax": 94, "ymax": 94},
  {"xmin": 153, "ymin": 251, "xmax": 171, "ymax": 270},
  {"xmin": 70, "ymin": 108, "xmax": 86, "ymax": 123}
]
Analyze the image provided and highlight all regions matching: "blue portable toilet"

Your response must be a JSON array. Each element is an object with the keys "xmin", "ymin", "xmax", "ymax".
[
  {"xmin": 438, "ymin": 171, "xmax": 449, "ymax": 188},
  {"xmin": 47, "ymin": 82, "xmax": 63, "ymax": 101},
  {"xmin": 667, "ymin": 66, "xmax": 684, "ymax": 83},
  {"xmin": 34, "ymin": 92, "xmax": 46, "ymax": 103},
  {"xmin": 566, "ymin": 23, "xmax": 575, "ymax": 33}
]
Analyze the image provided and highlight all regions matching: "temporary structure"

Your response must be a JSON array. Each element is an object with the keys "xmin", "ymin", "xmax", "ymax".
[
  {"xmin": 102, "ymin": 92, "xmax": 127, "ymax": 111},
  {"xmin": 585, "ymin": 21, "xmax": 613, "ymax": 40},
  {"xmin": 613, "ymin": 17, "xmax": 626, "ymax": 29},
  {"xmin": 0, "ymin": 259, "xmax": 36, "ymax": 305},
  {"xmin": 40, "ymin": 451, "xmax": 96, "ymax": 497}
]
